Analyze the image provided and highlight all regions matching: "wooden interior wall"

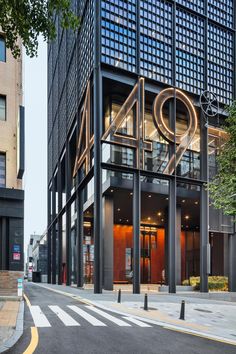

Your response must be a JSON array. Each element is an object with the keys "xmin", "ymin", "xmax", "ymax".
[
  {"xmin": 211, "ymin": 233, "xmax": 224, "ymax": 275},
  {"xmin": 181, "ymin": 231, "xmax": 186, "ymax": 281},
  {"xmin": 113, "ymin": 225, "xmax": 133, "ymax": 281},
  {"xmin": 114, "ymin": 225, "xmax": 166, "ymax": 283},
  {"xmin": 150, "ymin": 229, "xmax": 165, "ymax": 283}
]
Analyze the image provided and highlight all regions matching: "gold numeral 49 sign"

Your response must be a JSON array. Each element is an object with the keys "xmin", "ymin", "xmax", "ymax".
[{"xmin": 73, "ymin": 78, "xmax": 198, "ymax": 177}]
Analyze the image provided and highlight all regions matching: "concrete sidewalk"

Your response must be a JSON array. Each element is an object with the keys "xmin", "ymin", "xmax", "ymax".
[
  {"xmin": 33, "ymin": 282, "xmax": 236, "ymax": 345},
  {"xmin": 0, "ymin": 299, "xmax": 24, "ymax": 353}
]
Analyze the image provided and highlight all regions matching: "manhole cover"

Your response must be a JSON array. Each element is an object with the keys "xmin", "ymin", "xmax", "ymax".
[
  {"xmin": 140, "ymin": 307, "xmax": 157, "ymax": 311},
  {"xmin": 194, "ymin": 308, "xmax": 213, "ymax": 313}
]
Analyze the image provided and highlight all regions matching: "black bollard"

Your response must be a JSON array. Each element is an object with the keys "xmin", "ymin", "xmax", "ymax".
[
  {"xmin": 117, "ymin": 289, "xmax": 121, "ymax": 303},
  {"xmin": 179, "ymin": 300, "xmax": 185, "ymax": 320},
  {"xmin": 144, "ymin": 293, "xmax": 148, "ymax": 311}
]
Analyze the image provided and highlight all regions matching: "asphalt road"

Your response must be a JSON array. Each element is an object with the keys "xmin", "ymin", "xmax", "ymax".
[{"xmin": 8, "ymin": 283, "xmax": 236, "ymax": 354}]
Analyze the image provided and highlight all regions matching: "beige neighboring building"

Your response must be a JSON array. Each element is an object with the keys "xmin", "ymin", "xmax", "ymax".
[{"xmin": 0, "ymin": 32, "xmax": 24, "ymax": 273}]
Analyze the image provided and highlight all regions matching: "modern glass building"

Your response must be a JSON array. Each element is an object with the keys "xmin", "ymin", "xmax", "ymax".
[{"xmin": 47, "ymin": 0, "xmax": 236, "ymax": 293}]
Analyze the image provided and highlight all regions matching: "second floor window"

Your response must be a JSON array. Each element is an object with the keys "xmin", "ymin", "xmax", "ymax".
[
  {"xmin": 0, "ymin": 95, "xmax": 6, "ymax": 121},
  {"xmin": 0, "ymin": 154, "xmax": 6, "ymax": 188},
  {"xmin": 0, "ymin": 36, "xmax": 6, "ymax": 62}
]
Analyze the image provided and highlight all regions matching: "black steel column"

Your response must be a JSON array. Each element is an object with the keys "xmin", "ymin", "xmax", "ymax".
[
  {"xmin": 52, "ymin": 177, "xmax": 57, "ymax": 284},
  {"xmin": 136, "ymin": 0, "xmax": 140, "ymax": 75},
  {"xmin": 103, "ymin": 195, "xmax": 114, "ymax": 291},
  {"xmin": 167, "ymin": 87, "xmax": 177, "ymax": 293},
  {"xmin": 229, "ymin": 233, "xmax": 236, "ymax": 292},
  {"xmin": 57, "ymin": 161, "xmax": 62, "ymax": 285},
  {"xmin": 0, "ymin": 218, "xmax": 7, "ymax": 269},
  {"xmin": 77, "ymin": 188, "xmax": 84, "ymax": 287},
  {"xmin": 133, "ymin": 171, "xmax": 141, "ymax": 294},
  {"xmin": 168, "ymin": 178, "xmax": 176, "ymax": 293},
  {"xmin": 167, "ymin": 0, "xmax": 177, "ymax": 294},
  {"xmin": 229, "ymin": 0, "xmax": 236, "ymax": 292},
  {"xmin": 164, "ymin": 210, "xmax": 169, "ymax": 285},
  {"xmin": 66, "ymin": 143, "xmax": 72, "ymax": 286},
  {"xmin": 93, "ymin": 0, "xmax": 103, "ymax": 293},
  {"xmin": 176, "ymin": 206, "xmax": 182, "ymax": 285},
  {"xmin": 47, "ymin": 186, "xmax": 52, "ymax": 283},
  {"xmin": 200, "ymin": 112, "xmax": 209, "ymax": 292}
]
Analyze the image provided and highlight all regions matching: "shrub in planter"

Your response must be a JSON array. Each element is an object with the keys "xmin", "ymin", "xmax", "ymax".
[{"xmin": 182, "ymin": 276, "xmax": 228, "ymax": 291}]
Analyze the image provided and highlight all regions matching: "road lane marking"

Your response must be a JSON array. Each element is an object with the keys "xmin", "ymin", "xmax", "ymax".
[
  {"xmin": 23, "ymin": 294, "xmax": 39, "ymax": 354},
  {"xmin": 85, "ymin": 306, "xmax": 131, "ymax": 327},
  {"xmin": 123, "ymin": 316, "xmax": 152, "ymax": 327},
  {"xmin": 30, "ymin": 306, "xmax": 51, "ymax": 328},
  {"xmin": 68, "ymin": 305, "xmax": 107, "ymax": 326},
  {"xmin": 23, "ymin": 327, "xmax": 39, "ymax": 354},
  {"xmin": 49, "ymin": 305, "xmax": 80, "ymax": 326},
  {"xmin": 24, "ymin": 293, "xmax": 31, "ymax": 308}
]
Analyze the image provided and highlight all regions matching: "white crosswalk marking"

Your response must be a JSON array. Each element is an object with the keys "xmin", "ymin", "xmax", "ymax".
[
  {"xmin": 49, "ymin": 305, "xmax": 80, "ymax": 326},
  {"xmin": 68, "ymin": 305, "xmax": 106, "ymax": 326},
  {"xmin": 30, "ymin": 305, "xmax": 51, "ymax": 328},
  {"xmin": 29, "ymin": 304, "xmax": 154, "ymax": 329},
  {"xmin": 85, "ymin": 306, "xmax": 131, "ymax": 327},
  {"xmin": 123, "ymin": 317, "xmax": 152, "ymax": 327}
]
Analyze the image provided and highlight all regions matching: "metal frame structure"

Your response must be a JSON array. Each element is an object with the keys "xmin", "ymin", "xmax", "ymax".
[{"xmin": 47, "ymin": 0, "xmax": 236, "ymax": 293}]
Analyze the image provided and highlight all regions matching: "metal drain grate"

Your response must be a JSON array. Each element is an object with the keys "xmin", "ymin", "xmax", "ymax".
[{"xmin": 194, "ymin": 308, "xmax": 213, "ymax": 313}]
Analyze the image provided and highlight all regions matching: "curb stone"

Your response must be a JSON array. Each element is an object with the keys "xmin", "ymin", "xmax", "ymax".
[{"xmin": 0, "ymin": 300, "xmax": 24, "ymax": 353}]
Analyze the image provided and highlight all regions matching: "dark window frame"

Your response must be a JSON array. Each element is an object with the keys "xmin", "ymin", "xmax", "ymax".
[
  {"xmin": 0, "ymin": 152, "xmax": 6, "ymax": 188},
  {"xmin": 0, "ymin": 35, "xmax": 6, "ymax": 62},
  {"xmin": 0, "ymin": 95, "xmax": 6, "ymax": 121}
]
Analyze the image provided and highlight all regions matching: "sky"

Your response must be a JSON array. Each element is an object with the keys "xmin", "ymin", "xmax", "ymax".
[{"xmin": 24, "ymin": 37, "xmax": 47, "ymax": 252}]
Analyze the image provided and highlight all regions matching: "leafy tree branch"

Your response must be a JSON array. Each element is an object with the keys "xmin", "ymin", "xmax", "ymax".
[
  {"xmin": 0, "ymin": 0, "xmax": 80, "ymax": 57},
  {"xmin": 208, "ymin": 101, "xmax": 236, "ymax": 217}
]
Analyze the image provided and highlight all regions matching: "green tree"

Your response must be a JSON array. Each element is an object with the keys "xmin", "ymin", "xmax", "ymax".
[
  {"xmin": 208, "ymin": 102, "xmax": 236, "ymax": 217},
  {"xmin": 0, "ymin": 0, "xmax": 79, "ymax": 58}
]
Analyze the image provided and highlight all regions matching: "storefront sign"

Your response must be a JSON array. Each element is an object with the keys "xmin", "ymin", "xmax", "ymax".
[
  {"xmin": 13, "ymin": 244, "xmax": 21, "ymax": 253},
  {"xmin": 13, "ymin": 252, "xmax": 21, "ymax": 261}
]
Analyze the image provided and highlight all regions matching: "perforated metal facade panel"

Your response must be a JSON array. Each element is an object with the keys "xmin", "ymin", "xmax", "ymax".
[
  {"xmin": 48, "ymin": 0, "xmax": 235, "ymax": 183},
  {"xmin": 100, "ymin": 0, "xmax": 235, "ymax": 105},
  {"xmin": 48, "ymin": 0, "xmax": 94, "ymax": 183}
]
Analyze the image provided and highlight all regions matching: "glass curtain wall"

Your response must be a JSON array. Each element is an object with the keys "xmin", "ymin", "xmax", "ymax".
[{"xmin": 102, "ymin": 77, "xmax": 206, "ymax": 288}]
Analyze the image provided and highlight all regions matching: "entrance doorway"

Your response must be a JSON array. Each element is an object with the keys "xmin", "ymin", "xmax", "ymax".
[
  {"xmin": 140, "ymin": 226, "xmax": 165, "ymax": 284},
  {"xmin": 113, "ymin": 224, "xmax": 165, "ymax": 284}
]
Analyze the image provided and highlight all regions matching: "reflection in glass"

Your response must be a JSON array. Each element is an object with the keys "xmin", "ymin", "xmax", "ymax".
[{"xmin": 176, "ymin": 101, "xmax": 200, "ymax": 179}]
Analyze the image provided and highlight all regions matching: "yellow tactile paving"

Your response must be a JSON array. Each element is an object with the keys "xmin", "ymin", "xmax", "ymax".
[{"xmin": 0, "ymin": 301, "xmax": 19, "ymax": 327}]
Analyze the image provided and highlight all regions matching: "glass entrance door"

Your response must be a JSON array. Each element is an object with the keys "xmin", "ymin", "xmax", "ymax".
[
  {"xmin": 140, "ymin": 230, "xmax": 158, "ymax": 283},
  {"xmin": 141, "ymin": 231, "xmax": 151, "ymax": 283}
]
